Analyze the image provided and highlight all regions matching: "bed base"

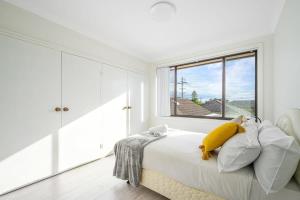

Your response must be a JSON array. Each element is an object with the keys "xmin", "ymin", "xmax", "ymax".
[{"xmin": 141, "ymin": 169, "xmax": 224, "ymax": 200}]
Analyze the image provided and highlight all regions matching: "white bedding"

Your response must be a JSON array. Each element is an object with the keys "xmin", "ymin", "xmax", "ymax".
[
  {"xmin": 143, "ymin": 129, "xmax": 253, "ymax": 200},
  {"xmin": 250, "ymin": 177, "xmax": 300, "ymax": 200},
  {"xmin": 142, "ymin": 128, "xmax": 300, "ymax": 200}
]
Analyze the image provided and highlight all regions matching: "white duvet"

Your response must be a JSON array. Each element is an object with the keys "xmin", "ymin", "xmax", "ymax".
[{"xmin": 142, "ymin": 128, "xmax": 254, "ymax": 200}]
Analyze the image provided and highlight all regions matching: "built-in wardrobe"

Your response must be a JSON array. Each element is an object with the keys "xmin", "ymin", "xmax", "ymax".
[{"xmin": 0, "ymin": 34, "xmax": 147, "ymax": 195}]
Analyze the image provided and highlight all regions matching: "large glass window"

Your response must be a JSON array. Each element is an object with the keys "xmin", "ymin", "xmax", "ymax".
[{"xmin": 169, "ymin": 51, "xmax": 257, "ymax": 119}]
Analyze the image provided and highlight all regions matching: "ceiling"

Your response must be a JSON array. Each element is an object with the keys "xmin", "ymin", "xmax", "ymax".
[{"xmin": 5, "ymin": 0, "xmax": 285, "ymax": 62}]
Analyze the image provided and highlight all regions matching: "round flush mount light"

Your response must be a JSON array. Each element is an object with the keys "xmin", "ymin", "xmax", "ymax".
[{"xmin": 150, "ymin": 1, "xmax": 176, "ymax": 22}]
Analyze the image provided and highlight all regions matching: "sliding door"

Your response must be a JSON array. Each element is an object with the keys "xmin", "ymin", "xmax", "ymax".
[
  {"xmin": 0, "ymin": 35, "xmax": 61, "ymax": 194},
  {"xmin": 59, "ymin": 53, "xmax": 102, "ymax": 171}
]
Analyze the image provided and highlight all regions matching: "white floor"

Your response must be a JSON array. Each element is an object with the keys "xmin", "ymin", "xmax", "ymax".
[{"xmin": 0, "ymin": 156, "xmax": 167, "ymax": 200}]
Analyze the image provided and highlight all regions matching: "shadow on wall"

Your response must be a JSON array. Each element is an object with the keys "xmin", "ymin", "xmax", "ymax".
[{"xmin": 0, "ymin": 87, "xmax": 146, "ymax": 195}]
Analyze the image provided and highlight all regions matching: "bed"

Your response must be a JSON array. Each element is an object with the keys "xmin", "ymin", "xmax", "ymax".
[{"xmin": 140, "ymin": 109, "xmax": 300, "ymax": 200}]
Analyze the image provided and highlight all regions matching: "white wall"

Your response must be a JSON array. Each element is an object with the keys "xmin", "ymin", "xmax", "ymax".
[
  {"xmin": 273, "ymin": 0, "xmax": 300, "ymax": 121},
  {"xmin": 0, "ymin": 0, "xmax": 151, "ymax": 135},
  {"xmin": 0, "ymin": 1, "xmax": 150, "ymax": 73},
  {"xmin": 0, "ymin": 1, "xmax": 151, "ymax": 194},
  {"xmin": 150, "ymin": 35, "xmax": 274, "ymax": 132}
]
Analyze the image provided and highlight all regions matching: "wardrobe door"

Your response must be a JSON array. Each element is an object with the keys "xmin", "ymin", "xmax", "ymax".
[
  {"xmin": 0, "ymin": 35, "xmax": 61, "ymax": 194},
  {"xmin": 59, "ymin": 53, "xmax": 102, "ymax": 171},
  {"xmin": 128, "ymin": 72, "xmax": 147, "ymax": 135},
  {"xmin": 100, "ymin": 65, "xmax": 128, "ymax": 155}
]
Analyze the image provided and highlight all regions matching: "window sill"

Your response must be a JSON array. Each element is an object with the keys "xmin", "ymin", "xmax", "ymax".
[{"xmin": 169, "ymin": 115, "xmax": 232, "ymax": 120}]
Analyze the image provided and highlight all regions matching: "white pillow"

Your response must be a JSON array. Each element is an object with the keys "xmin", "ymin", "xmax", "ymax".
[
  {"xmin": 258, "ymin": 120, "xmax": 273, "ymax": 132},
  {"xmin": 254, "ymin": 121, "xmax": 300, "ymax": 194},
  {"xmin": 230, "ymin": 115, "xmax": 244, "ymax": 124},
  {"xmin": 218, "ymin": 123, "xmax": 261, "ymax": 172},
  {"xmin": 243, "ymin": 118, "xmax": 259, "ymax": 127},
  {"xmin": 148, "ymin": 124, "xmax": 168, "ymax": 136}
]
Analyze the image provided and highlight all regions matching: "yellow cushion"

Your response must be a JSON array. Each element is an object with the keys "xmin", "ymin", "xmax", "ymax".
[{"xmin": 199, "ymin": 122, "xmax": 245, "ymax": 160}]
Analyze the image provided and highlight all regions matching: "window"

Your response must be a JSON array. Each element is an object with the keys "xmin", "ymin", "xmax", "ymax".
[{"xmin": 169, "ymin": 51, "xmax": 257, "ymax": 119}]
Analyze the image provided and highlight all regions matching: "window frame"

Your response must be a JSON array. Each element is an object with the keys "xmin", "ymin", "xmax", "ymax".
[{"xmin": 170, "ymin": 50, "xmax": 258, "ymax": 120}]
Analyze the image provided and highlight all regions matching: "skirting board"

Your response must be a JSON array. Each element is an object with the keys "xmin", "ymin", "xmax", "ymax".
[{"xmin": 140, "ymin": 168, "xmax": 224, "ymax": 200}]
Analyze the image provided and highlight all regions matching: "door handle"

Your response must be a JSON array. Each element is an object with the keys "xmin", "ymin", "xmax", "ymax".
[
  {"xmin": 122, "ymin": 106, "xmax": 132, "ymax": 110},
  {"xmin": 63, "ymin": 107, "xmax": 70, "ymax": 112},
  {"xmin": 54, "ymin": 107, "xmax": 61, "ymax": 112}
]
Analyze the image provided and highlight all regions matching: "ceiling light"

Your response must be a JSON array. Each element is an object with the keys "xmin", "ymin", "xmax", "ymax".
[{"xmin": 150, "ymin": 1, "xmax": 176, "ymax": 22}]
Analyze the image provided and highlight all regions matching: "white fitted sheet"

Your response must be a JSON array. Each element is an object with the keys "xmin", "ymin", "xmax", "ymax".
[
  {"xmin": 143, "ymin": 129, "xmax": 253, "ymax": 200},
  {"xmin": 250, "ymin": 177, "xmax": 300, "ymax": 200},
  {"xmin": 143, "ymin": 128, "xmax": 300, "ymax": 200}
]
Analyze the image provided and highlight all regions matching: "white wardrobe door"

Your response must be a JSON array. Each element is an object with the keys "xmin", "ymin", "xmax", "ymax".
[
  {"xmin": 100, "ymin": 65, "xmax": 128, "ymax": 155},
  {"xmin": 0, "ymin": 35, "xmax": 61, "ymax": 194},
  {"xmin": 128, "ymin": 72, "xmax": 147, "ymax": 135},
  {"xmin": 59, "ymin": 53, "xmax": 102, "ymax": 171}
]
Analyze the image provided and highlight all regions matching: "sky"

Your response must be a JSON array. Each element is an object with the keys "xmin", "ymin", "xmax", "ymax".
[{"xmin": 170, "ymin": 57, "xmax": 255, "ymax": 102}]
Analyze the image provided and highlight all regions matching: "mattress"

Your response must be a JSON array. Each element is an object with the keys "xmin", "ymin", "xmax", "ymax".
[{"xmin": 142, "ymin": 128, "xmax": 300, "ymax": 200}]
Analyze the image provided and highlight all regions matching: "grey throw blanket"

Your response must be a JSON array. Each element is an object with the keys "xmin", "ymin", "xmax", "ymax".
[{"xmin": 113, "ymin": 133, "xmax": 166, "ymax": 186}]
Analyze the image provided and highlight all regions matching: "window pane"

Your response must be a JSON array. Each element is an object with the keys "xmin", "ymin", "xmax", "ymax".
[
  {"xmin": 174, "ymin": 62, "xmax": 222, "ymax": 117},
  {"xmin": 225, "ymin": 56, "xmax": 256, "ymax": 118}
]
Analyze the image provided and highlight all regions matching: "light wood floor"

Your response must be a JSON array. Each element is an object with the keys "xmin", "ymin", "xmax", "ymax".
[{"xmin": 0, "ymin": 156, "xmax": 168, "ymax": 200}]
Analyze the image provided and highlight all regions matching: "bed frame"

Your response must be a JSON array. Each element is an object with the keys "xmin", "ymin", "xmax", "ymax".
[
  {"xmin": 141, "ymin": 168, "xmax": 224, "ymax": 200},
  {"xmin": 141, "ymin": 108, "xmax": 300, "ymax": 200}
]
